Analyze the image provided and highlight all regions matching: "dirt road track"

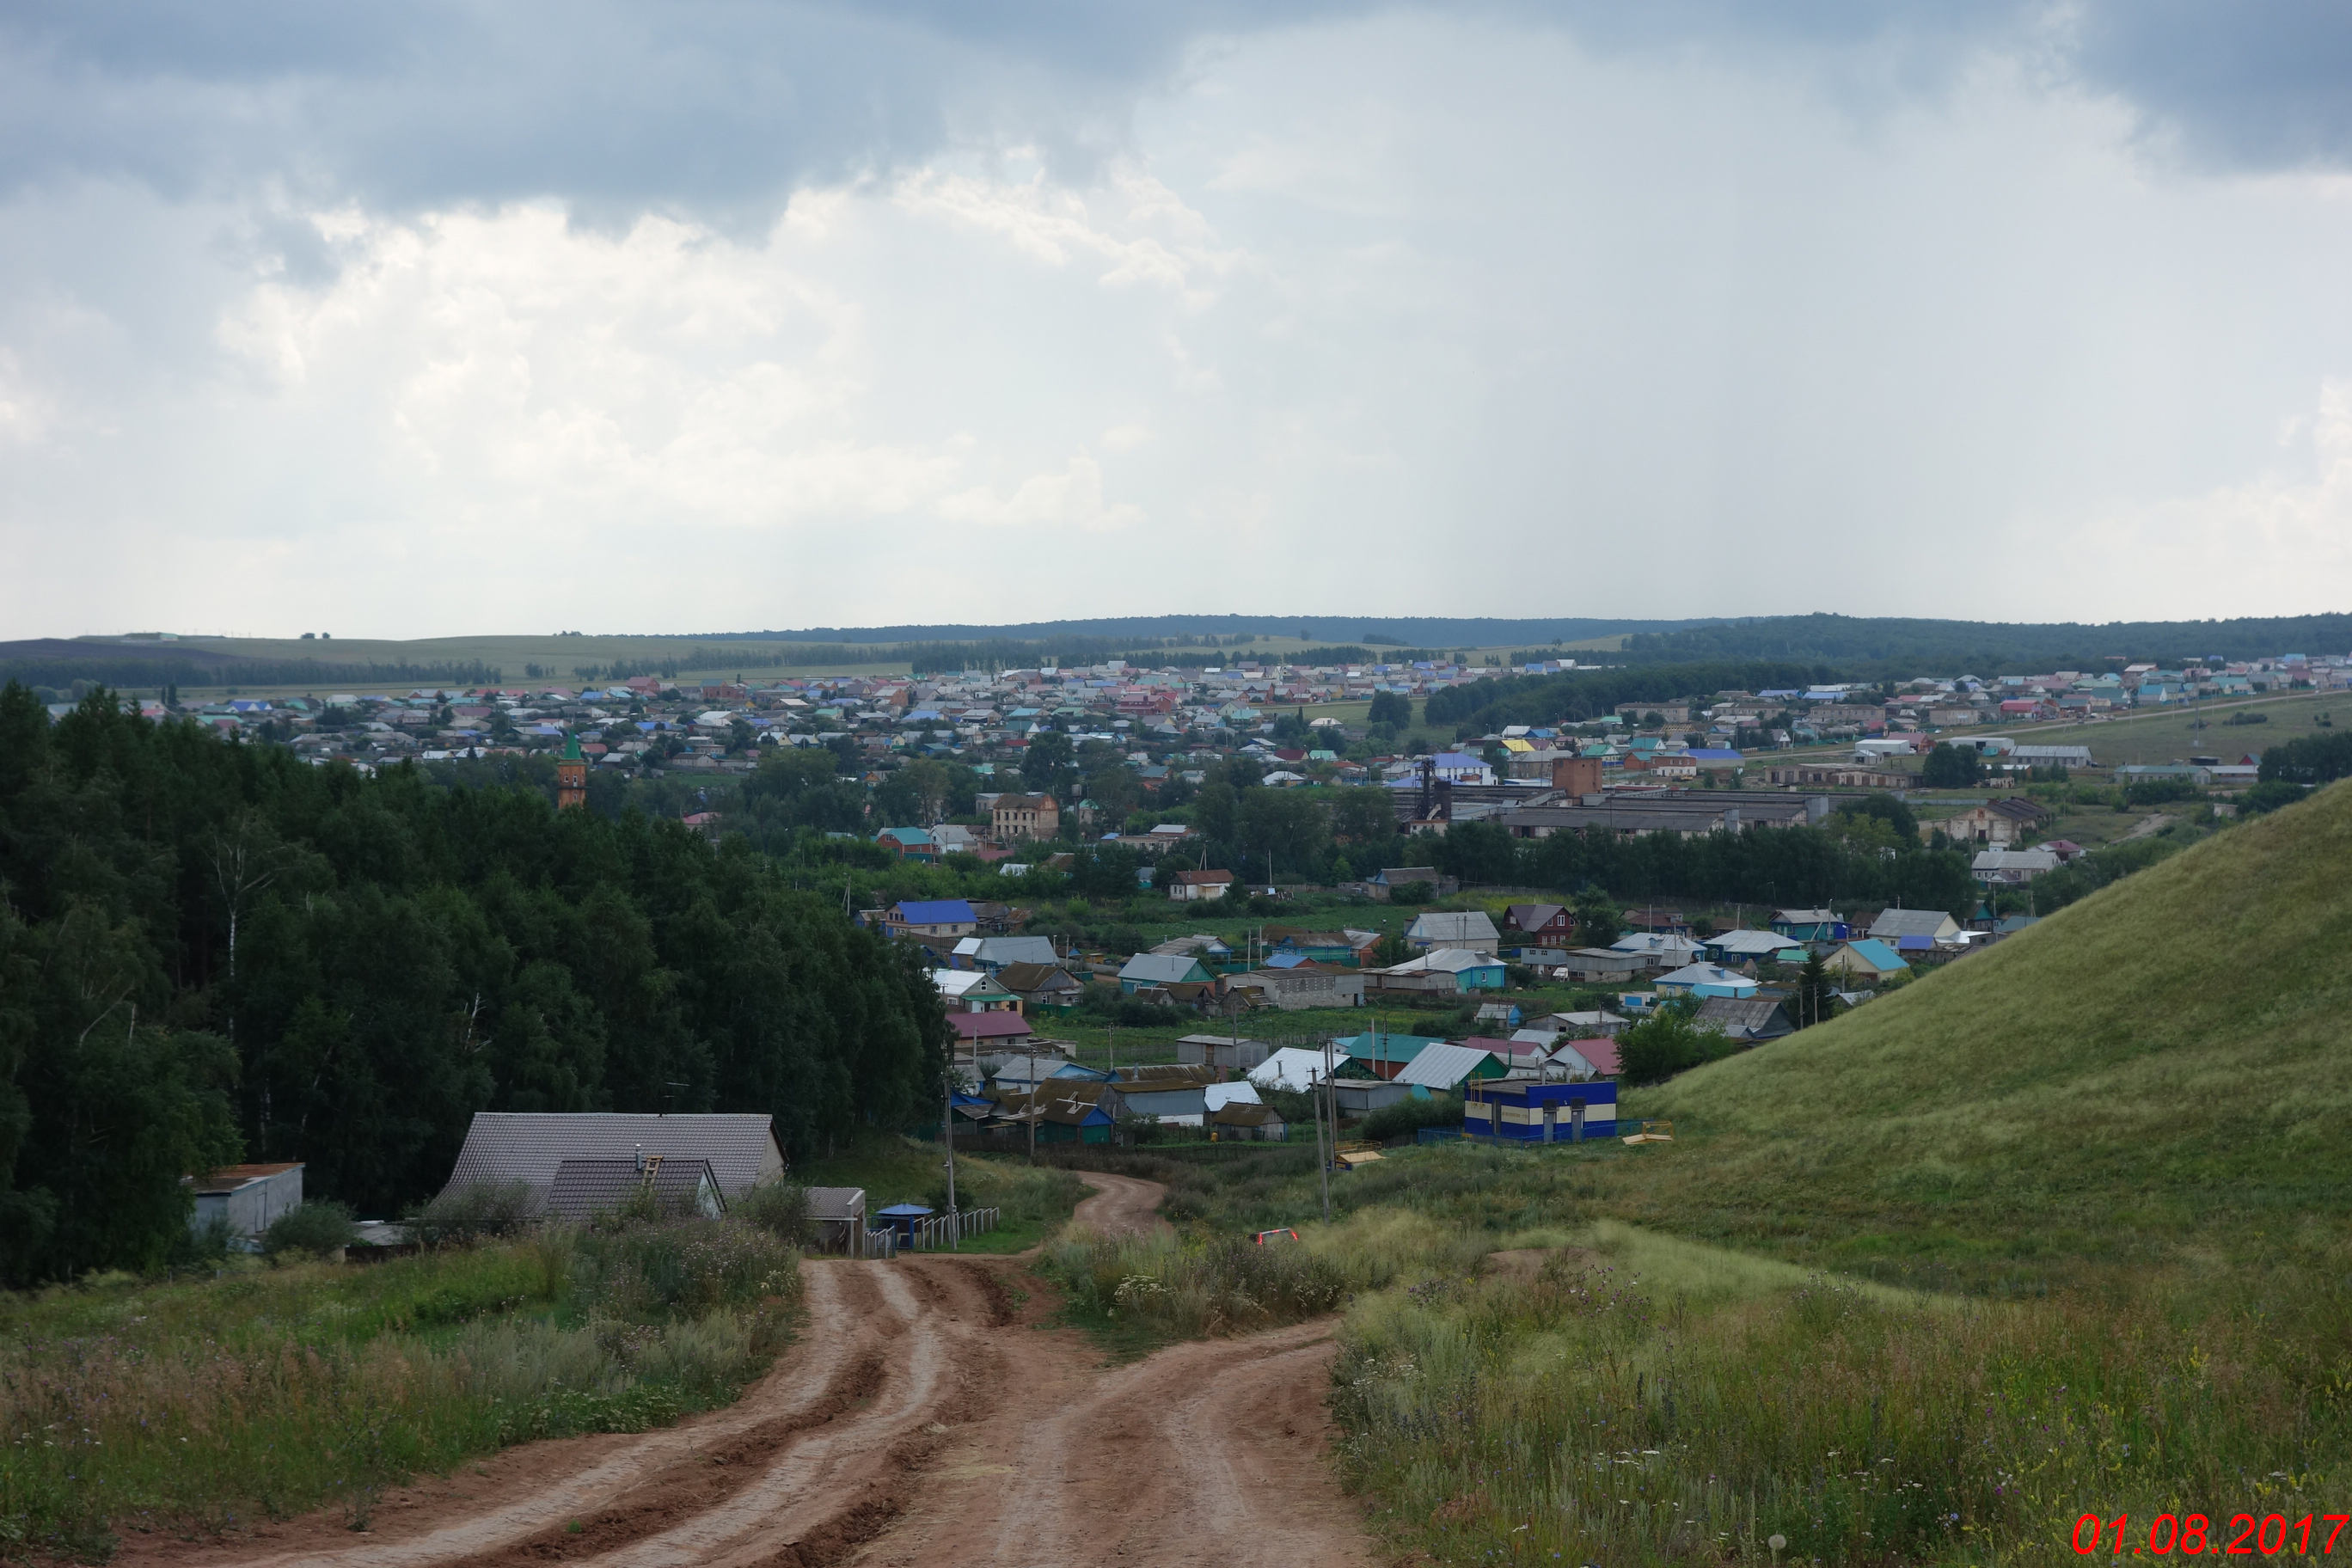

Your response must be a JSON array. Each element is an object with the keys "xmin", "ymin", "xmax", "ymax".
[
  {"xmin": 124, "ymin": 1171, "xmax": 1371, "ymax": 1568},
  {"xmin": 1064, "ymin": 1168, "xmax": 1175, "ymax": 1239}
]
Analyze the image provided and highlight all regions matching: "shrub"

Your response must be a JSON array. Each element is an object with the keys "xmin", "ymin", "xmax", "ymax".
[
  {"xmin": 414, "ymin": 1181, "xmax": 538, "ymax": 1248},
  {"xmin": 262, "ymin": 1200, "xmax": 360, "ymax": 1259},
  {"xmin": 2240, "ymin": 779, "xmax": 2311, "ymax": 816},
  {"xmin": 731, "ymin": 1182, "xmax": 816, "ymax": 1245},
  {"xmin": 1360, "ymin": 1093, "xmax": 1462, "ymax": 1143},
  {"xmin": 570, "ymin": 1218, "xmax": 799, "ymax": 1321},
  {"xmin": 1050, "ymin": 1230, "xmax": 1349, "ymax": 1337},
  {"xmin": 2124, "ymin": 776, "xmax": 2203, "ymax": 807},
  {"xmin": 1920, "ymin": 743, "xmax": 1981, "ymax": 788},
  {"xmin": 1616, "ymin": 1008, "xmax": 1735, "ymax": 1085}
]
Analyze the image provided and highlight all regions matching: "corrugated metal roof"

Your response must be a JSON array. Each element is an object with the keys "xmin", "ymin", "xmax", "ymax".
[
  {"xmin": 892, "ymin": 899, "xmax": 974, "ymax": 924},
  {"xmin": 186, "ymin": 1162, "xmax": 303, "ymax": 1195},
  {"xmin": 443, "ymin": 1112, "xmax": 782, "ymax": 1200},
  {"xmin": 1118, "ymin": 952, "xmax": 1209, "ymax": 984},
  {"xmin": 805, "ymin": 1186, "xmax": 866, "ymax": 1222},
  {"xmin": 1395, "ymin": 1042, "xmax": 1501, "ymax": 1089}
]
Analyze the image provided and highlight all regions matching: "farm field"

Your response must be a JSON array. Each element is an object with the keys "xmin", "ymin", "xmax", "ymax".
[{"xmin": 67, "ymin": 631, "xmax": 1609, "ymax": 701}]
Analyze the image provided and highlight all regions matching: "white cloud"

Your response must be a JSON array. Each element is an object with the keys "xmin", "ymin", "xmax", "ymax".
[
  {"xmin": 938, "ymin": 455, "xmax": 1145, "ymax": 532},
  {"xmin": 7, "ymin": 11, "xmax": 2352, "ymax": 634},
  {"xmin": 2044, "ymin": 381, "xmax": 2352, "ymax": 619}
]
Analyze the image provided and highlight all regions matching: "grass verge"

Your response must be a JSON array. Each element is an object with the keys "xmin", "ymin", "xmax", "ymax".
[{"xmin": 0, "ymin": 1216, "xmax": 800, "ymax": 1558}]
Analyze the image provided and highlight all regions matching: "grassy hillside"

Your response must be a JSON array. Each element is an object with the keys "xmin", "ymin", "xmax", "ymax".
[{"xmin": 1614, "ymin": 776, "xmax": 2352, "ymax": 1289}]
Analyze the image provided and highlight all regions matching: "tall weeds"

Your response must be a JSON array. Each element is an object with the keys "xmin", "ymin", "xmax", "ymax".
[
  {"xmin": 1334, "ymin": 1252, "xmax": 2351, "ymax": 1565},
  {"xmin": 0, "ymin": 1217, "xmax": 803, "ymax": 1556}
]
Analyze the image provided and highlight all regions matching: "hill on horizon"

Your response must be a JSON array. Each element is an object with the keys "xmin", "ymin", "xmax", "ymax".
[{"xmin": 1608, "ymin": 781, "xmax": 2352, "ymax": 1293}]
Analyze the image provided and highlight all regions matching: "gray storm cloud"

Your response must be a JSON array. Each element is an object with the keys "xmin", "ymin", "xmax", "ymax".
[{"xmin": 3, "ymin": 3, "xmax": 2350, "ymax": 219}]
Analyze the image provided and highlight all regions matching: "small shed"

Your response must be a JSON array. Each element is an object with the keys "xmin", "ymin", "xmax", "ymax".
[
  {"xmin": 1332, "ymin": 1078, "xmax": 1416, "ymax": 1116},
  {"xmin": 1175, "ymin": 1033, "xmax": 1272, "ymax": 1071},
  {"xmin": 1209, "ymin": 1102, "xmax": 1288, "ymax": 1142},
  {"xmin": 186, "ymin": 1162, "xmax": 304, "ymax": 1246},
  {"xmin": 806, "ymin": 1186, "xmax": 868, "ymax": 1253},
  {"xmin": 874, "ymin": 1202, "xmax": 934, "ymax": 1241}
]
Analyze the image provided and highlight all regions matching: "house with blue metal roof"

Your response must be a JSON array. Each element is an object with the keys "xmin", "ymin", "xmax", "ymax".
[
  {"xmin": 1333, "ymin": 1031, "xmax": 1445, "ymax": 1081},
  {"xmin": 875, "ymin": 826, "xmax": 938, "ymax": 862},
  {"xmin": 1118, "ymin": 952, "xmax": 1212, "ymax": 992},
  {"xmin": 1821, "ymin": 939, "xmax": 1909, "ymax": 982},
  {"xmin": 1653, "ymin": 963, "xmax": 1759, "ymax": 999},
  {"xmin": 885, "ymin": 899, "xmax": 977, "ymax": 938}
]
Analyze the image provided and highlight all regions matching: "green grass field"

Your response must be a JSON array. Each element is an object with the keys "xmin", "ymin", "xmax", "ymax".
[
  {"xmin": 1602, "ymin": 777, "xmax": 2352, "ymax": 1288},
  {"xmin": 1051, "ymin": 786, "xmax": 2352, "ymax": 1564},
  {"xmin": 1741, "ymin": 687, "xmax": 2344, "ymax": 773},
  {"xmin": 0, "ymin": 1219, "xmax": 800, "ymax": 1555}
]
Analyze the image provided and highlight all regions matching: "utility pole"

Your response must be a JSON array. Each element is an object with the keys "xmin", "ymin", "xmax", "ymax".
[
  {"xmin": 942, "ymin": 1060, "xmax": 959, "ymax": 1252},
  {"xmin": 1318, "ymin": 1036, "xmax": 1333, "ymax": 1222}
]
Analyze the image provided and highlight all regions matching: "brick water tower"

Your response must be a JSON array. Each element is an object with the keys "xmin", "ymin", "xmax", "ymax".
[{"xmin": 555, "ymin": 733, "xmax": 588, "ymax": 811}]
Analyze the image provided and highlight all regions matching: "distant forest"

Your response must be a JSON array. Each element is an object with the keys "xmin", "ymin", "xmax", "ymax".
[
  {"xmin": 0, "ymin": 640, "xmax": 511, "ymax": 695},
  {"xmin": 1622, "ymin": 613, "xmax": 2352, "ymax": 676},
  {"xmin": 1425, "ymin": 661, "xmax": 1834, "ymax": 734},
  {"xmin": 742, "ymin": 615, "xmax": 1704, "ymax": 646}
]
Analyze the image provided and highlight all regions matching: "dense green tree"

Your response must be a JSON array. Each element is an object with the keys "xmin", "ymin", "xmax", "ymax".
[
  {"xmin": 1616, "ymin": 1003, "xmax": 1732, "ymax": 1086},
  {"xmin": 0, "ymin": 683, "xmax": 947, "ymax": 1281},
  {"xmin": 1572, "ymin": 891, "xmax": 1622, "ymax": 946},
  {"xmin": 1021, "ymin": 729, "xmax": 1075, "ymax": 794},
  {"xmin": 1235, "ymin": 787, "xmax": 1331, "ymax": 878},
  {"xmin": 1789, "ymin": 948, "xmax": 1842, "ymax": 1030},
  {"xmin": 1327, "ymin": 787, "xmax": 1398, "ymax": 848},
  {"xmin": 2259, "ymin": 731, "xmax": 2352, "ymax": 785},
  {"xmin": 1920, "ymin": 744, "xmax": 1982, "ymax": 789},
  {"xmin": 1834, "ymin": 791, "xmax": 1919, "ymax": 842},
  {"xmin": 1366, "ymin": 690, "xmax": 1413, "ymax": 728},
  {"xmin": 1082, "ymin": 759, "xmax": 1142, "ymax": 824}
]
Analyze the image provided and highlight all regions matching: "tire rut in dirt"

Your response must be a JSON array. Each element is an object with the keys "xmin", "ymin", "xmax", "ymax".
[
  {"xmin": 573, "ymin": 1265, "xmax": 994, "ymax": 1568},
  {"xmin": 181, "ymin": 1263, "xmax": 903, "ymax": 1568}
]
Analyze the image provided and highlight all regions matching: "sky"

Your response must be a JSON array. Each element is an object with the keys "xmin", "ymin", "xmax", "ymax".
[{"xmin": 7, "ymin": 1, "xmax": 2352, "ymax": 638}]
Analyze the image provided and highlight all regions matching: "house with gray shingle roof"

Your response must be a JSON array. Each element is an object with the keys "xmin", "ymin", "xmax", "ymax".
[
  {"xmin": 544, "ymin": 1156, "xmax": 726, "ymax": 1222},
  {"xmin": 440, "ymin": 1112, "xmax": 785, "ymax": 1211}
]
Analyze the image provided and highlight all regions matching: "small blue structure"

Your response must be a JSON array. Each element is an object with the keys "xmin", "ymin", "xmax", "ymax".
[
  {"xmin": 1462, "ymin": 1080, "xmax": 1619, "ymax": 1143},
  {"xmin": 874, "ymin": 1202, "xmax": 934, "ymax": 1240}
]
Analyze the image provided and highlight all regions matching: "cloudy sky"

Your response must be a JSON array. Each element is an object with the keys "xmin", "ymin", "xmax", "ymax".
[{"xmin": 6, "ymin": 1, "xmax": 2352, "ymax": 638}]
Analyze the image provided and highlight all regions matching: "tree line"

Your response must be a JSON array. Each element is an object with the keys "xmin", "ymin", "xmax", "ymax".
[
  {"xmin": 1419, "ymin": 805, "xmax": 1977, "ymax": 916},
  {"xmin": 1422, "ymin": 660, "xmax": 1830, "ymax": 736},
  {"xmin": 1623, "ymin": 612, "xmax": 2352, "ymax": 678},
  {"xmin": 0, "ymin": 684, "xmax": 947, "ymax": 1284}
]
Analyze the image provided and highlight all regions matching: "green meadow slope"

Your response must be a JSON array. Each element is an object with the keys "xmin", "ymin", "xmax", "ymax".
[{"xmin": 1608, "ymin": 781, "xmax": 2352, "ymax": 1289}]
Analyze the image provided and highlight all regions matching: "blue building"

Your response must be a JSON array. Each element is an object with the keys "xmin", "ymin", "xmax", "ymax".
[{"xmin": 1462, "ymin": 1079, "xmax": 1619, "ymax": 1143}]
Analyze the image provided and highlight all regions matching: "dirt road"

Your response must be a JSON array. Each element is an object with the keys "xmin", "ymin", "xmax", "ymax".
[
  {"xmin": 1064, "ymin": 1167, "xmax": 1175, "ymax": 1239},
  {"xmin": 127, "ymin": 1172, "xmax": 1369, "ymax": 1568}
]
